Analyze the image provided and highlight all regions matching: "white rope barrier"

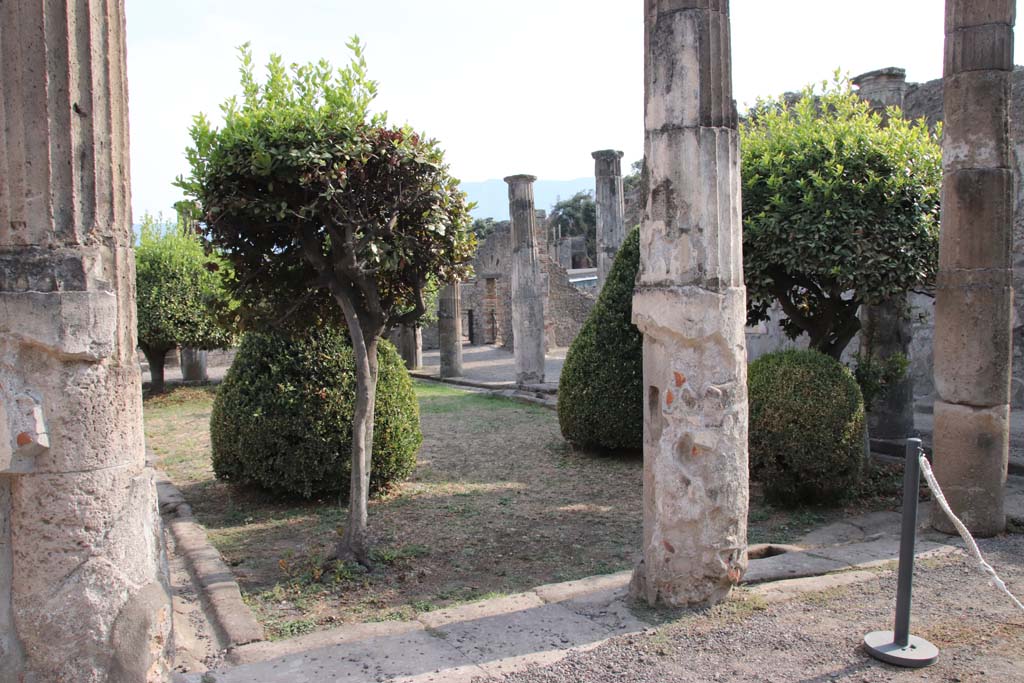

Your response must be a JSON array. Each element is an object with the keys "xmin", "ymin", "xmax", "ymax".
[{"xmin": 918, "ymin": 452, "xmax": 1024, "ymax": 613}]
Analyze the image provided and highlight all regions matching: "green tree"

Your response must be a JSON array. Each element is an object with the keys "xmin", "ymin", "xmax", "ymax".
[
  {"xmin": 471, "ymin": 217, "xmax": 507, "ymax": 243},
  {"xmin": 177, "ymin": 40, "xmax": 475, "ymax": 563},
  {"xmin": 558, "ymin": 227, "xmax": 643, "ymax": 451},
  {"xmin": 135, "ymin": 213, "xmax": 235, "ymax": 392},
  {"xmin": 741, "ymin": 75, "xmax": 941, "ymax": 359},
  {"xmin": 622, "ymin": 159, "xmax": 643, "ymax": 196},
  {"xmin": 549, "ymin": 191, "xmax": 597, "ymax": 264}
]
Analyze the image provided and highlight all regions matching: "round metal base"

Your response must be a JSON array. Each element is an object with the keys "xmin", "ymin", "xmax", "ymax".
[{"xmin": 863, "ymin": 631, "xmax": 939, "ymax": 668}]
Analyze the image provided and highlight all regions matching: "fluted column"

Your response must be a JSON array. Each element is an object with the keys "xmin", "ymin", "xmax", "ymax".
[
  {"xmin": 0, "ymin": 1, "xmax": 172, "ymax": 680},
  {"xmin": 505, "ymin": 175, "xmax": 546, "ymax": 385},
  {"xmin": 852, "ymin": 68, "xmax": 916, "ymax": 448},
  {"xmin": 439, "ymin": 282, "xmax": 464, "ymax": 378},
  {"xmin": 932, "ymin": 0, "xmax": 1015, "ymax": 536},
  {"xmin": 593, "ymin": 149, "xmax": 626, "ymax": 289},
  {"xmin": 630, "ymin": 0, "xmax": 748, "ymax": 607}
]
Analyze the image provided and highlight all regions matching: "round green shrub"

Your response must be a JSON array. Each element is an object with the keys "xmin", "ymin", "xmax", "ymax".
[
  {"xmin": 748, "ymin": 349, "xmax": 865, "ymax": 505},
  {"xmin": 210, "ymin": 328, "xmax": 422, "ymax": 499},
  {"xmin": 558, "ymin": 227, "xmax": 643, "ymax": 451}
]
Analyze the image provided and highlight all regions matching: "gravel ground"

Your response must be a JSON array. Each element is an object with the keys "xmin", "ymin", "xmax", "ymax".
[{"xmin": 488, "ymin": 535, "xmax": 1024, "ymax": 683}]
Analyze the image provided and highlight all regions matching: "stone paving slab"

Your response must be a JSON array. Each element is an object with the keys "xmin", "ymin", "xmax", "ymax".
[
  {"xmin": 186, "ymin": 628, "xmax": 484, "ymax": 683},
  {"xmin": 745, "ymin": 570, "xmax": 881, "ymax": 604},
  {"xmin": 417, "ymin": 591, "xmax": 544, "ymax": 630},
  {"xmin": 557, "ymin": 587, "xmax": 651, "ymax": 637},
  {"xmin": 806, "ymin": 536, "xmax": 943, "ymax": 568},
  {"xmin": 227, "ymin": 621, "xmax": 423, "ymax": 667},
  {"xmin": 742, "ymin": 550, "xmax": 851, "ymax": 584},
  {"xmin": 532, "ymin": 570, "xmax": 632, "ymax": 604},
  {"xmin": 437, "ymin": 601, "xmax": 612, "ymax": 670}
]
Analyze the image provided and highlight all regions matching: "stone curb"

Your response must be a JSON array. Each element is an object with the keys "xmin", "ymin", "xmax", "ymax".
[
  {"xmin": 409, "ymin": 371, "xmax": 515, "ymax": 392},
  {"xmin": 155, "ymin": 470, "xmax": 265, "ymax": 651},
  {"xmin": 744, "ymin": 570, "xmax": 881, "ymax": 604},
  {"xmin": 742, "ymin": 537, "xmax": 960, "ymax": 584}
]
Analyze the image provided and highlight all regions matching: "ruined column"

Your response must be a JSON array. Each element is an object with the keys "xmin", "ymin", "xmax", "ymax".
[
  {"xmin": 630, "ymin": 0, "xmax": 748, "ymax": 607},
  {"xmin": 505, "ymin": 175, "xmax": 546, "ymax": 385},
  {"xmin": 931, "ymin": 0, "xmax": 1015, "ymax": 536},
  {"xmin": 396, "ymin": 323, "xmax": 422, "ymax": 370},
  {"xmin": 853, "ymin": 68, "xmax": 915, "ymax": 450},
  {"xmin": 0, "ymin": 1, "xmax": 172, "ymax": 680},
  {"xmin": 593, "ymin": 149, "xmax": 626, "ymax": 289},
  {"xmin": 438, "ymin": 282, "xmax": 464, "ymax": 378}
]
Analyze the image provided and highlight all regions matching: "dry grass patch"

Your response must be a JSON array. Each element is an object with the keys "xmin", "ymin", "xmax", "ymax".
[{"xmin": 144, "ymin": 380, "xmax": 899, "ymax": 639}]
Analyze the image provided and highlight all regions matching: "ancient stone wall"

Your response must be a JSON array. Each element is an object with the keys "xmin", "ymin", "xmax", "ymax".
[
  {"xmin": 544, "ymin": 258, "xmax": 596, "ymax": 347},
  {"xmin": 460, "ymin": 215, "xmax": 594, "ymax": 352},
  {"xmin": 464, "ymin": 223, "xmax": 514, "ymax": 348}
]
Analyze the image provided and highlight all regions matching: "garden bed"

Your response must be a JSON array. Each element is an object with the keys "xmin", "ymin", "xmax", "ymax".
[{"xmin": 144, "ymin": 381, "xmax": 900, "ymax": 639}]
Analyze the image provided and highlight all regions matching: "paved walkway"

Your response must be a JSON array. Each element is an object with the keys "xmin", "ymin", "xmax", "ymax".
[{"xmin": 415, "ymin": 344, "xmax": 567, "ymax": 393}]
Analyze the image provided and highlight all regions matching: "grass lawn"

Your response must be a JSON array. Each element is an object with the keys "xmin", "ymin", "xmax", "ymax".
[{"xmin": 144, "ymin": 380, "xmax": 900, "ymax": 639}]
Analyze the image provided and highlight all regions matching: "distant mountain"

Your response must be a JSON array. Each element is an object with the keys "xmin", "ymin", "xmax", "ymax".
[{"xmin": 460, "ymin": 178, "xmax": 594, "ymax": 221}]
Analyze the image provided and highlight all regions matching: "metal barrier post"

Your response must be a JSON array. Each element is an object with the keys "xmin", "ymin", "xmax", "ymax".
[{"xmin": 863, "ymin": 438, "xmax": 939, "ymax": 668}]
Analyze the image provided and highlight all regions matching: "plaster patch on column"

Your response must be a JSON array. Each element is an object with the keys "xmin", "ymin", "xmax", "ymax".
[{"xmin": 0, "ymin": 387, "xmax": 46, "ymax": 472}]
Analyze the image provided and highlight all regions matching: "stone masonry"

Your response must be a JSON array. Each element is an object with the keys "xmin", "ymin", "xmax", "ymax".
[
  {"xmin": 631, "ymin": 0, "xmax": 749, "ymax": 607},
  {"xmin": 0, "ymin": 1, "xmax": 172, "ymax": 680},
  {"xmin": 593, "ymin": 149, "xmax": 626, "ymax": 290},
  {"xmin": 506, "ymin": 175, "xmax": 547, "ymax": 384},
  {"xmin": 457, "ymin": 212, "xmax": 595, "ymax": 355},
  {"xmin": 931, "ymin": 0, "xmax": 1015, "ymax": 537}
]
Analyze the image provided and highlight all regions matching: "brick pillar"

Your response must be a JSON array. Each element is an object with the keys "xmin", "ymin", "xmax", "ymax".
[
  {"xmin": 593, "ymin": 149, "xmax": 626, "ymax": 290},
  {"xmin": 630, "ymin": 0, "xmax": 748, "ymax": 607},
  {"xmin": 439, "ymin": 282, "xmax": 464, "ymax": 378},
  {"xmin": 505, "ymin": 175, "xmax": 546, "ymax": 385},
  {"xmin": 852, "ymin": 68, "xmax": 916, "ymax": 448},
  {"xmin": 0, "ymin": 1, "xmax": 172, "ymax": 679},
  {"xmin": 932, "ymin": 0, "xmax": 1016, "ymax": 536}
]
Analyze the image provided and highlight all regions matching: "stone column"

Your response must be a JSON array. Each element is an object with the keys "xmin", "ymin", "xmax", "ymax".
[
  {"xmin": 630, "ymin": 0, "xmax": 748, "ymax": 608},
  {"xmin": 438, "ymin": 282, "xmax": 464, "ymax": 378},
  {"xmin": 0, "ymin": 1, "xmax": 172, "ymax": 680},
  {"xmin": 396, "ymin": 323, "xmax": 422, "ymax": 370},
  {"xmin": 852, "ymin": 68, "xmax": 915, "ymax": 449},
  {"xmin": 505, "ymin": 175, "xmax": 546, "ymax": 385},
  {"xmin": 180, "ymin": 348, "xmax": 209, "ymax": 382},
  {"xmin": 931, "ymin": 0, "xmax": 1015, "ymax": 536},
  {"xmin": 593, "ymin": 150, "xmax": 626, "ymax": 289}
]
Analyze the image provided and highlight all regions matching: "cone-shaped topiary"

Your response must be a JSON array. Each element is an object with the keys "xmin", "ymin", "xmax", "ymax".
[
  {"xmin": 210, "ymin": 328, "xmax": 421, "ymax": 499},
  {"xmin": 748, "ymin": 349, "xmax": 865, "ymax": 505},
  {"xmin": 558, "ymin": 227, "xmax": 643, "ymax": 451}
]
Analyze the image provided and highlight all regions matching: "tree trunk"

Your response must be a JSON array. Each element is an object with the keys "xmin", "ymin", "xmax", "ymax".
[
  {"xmin": 331, "ymin": 290, "xmax": 381, "ymax": 564},
  {"xmin": 142, "ymin": 346, "xmax": 169, "ymax": 393}
]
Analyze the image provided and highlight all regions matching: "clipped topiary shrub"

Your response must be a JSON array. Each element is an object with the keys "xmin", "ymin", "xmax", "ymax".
[
  {"xmin": 558, "ymin": 227, "xmax": 643, "ymax": 451},
  {"xmin": 748, "ymin": 349, "xmax": 865, "ymax": 505},
  {"xmin": 210, "ymin": 328, "xmax": 421, "ymax": 499}
]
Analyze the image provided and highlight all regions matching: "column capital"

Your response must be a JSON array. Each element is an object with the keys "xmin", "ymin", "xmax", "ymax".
[{"xmin": 504, "ymin": 174, "xmax": 537, "ymax": 185}]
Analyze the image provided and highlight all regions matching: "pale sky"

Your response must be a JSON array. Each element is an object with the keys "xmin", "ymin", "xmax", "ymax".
[{"xmin": 125, "ymin": 0, "xmax": 1019, "ymax": 220}]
